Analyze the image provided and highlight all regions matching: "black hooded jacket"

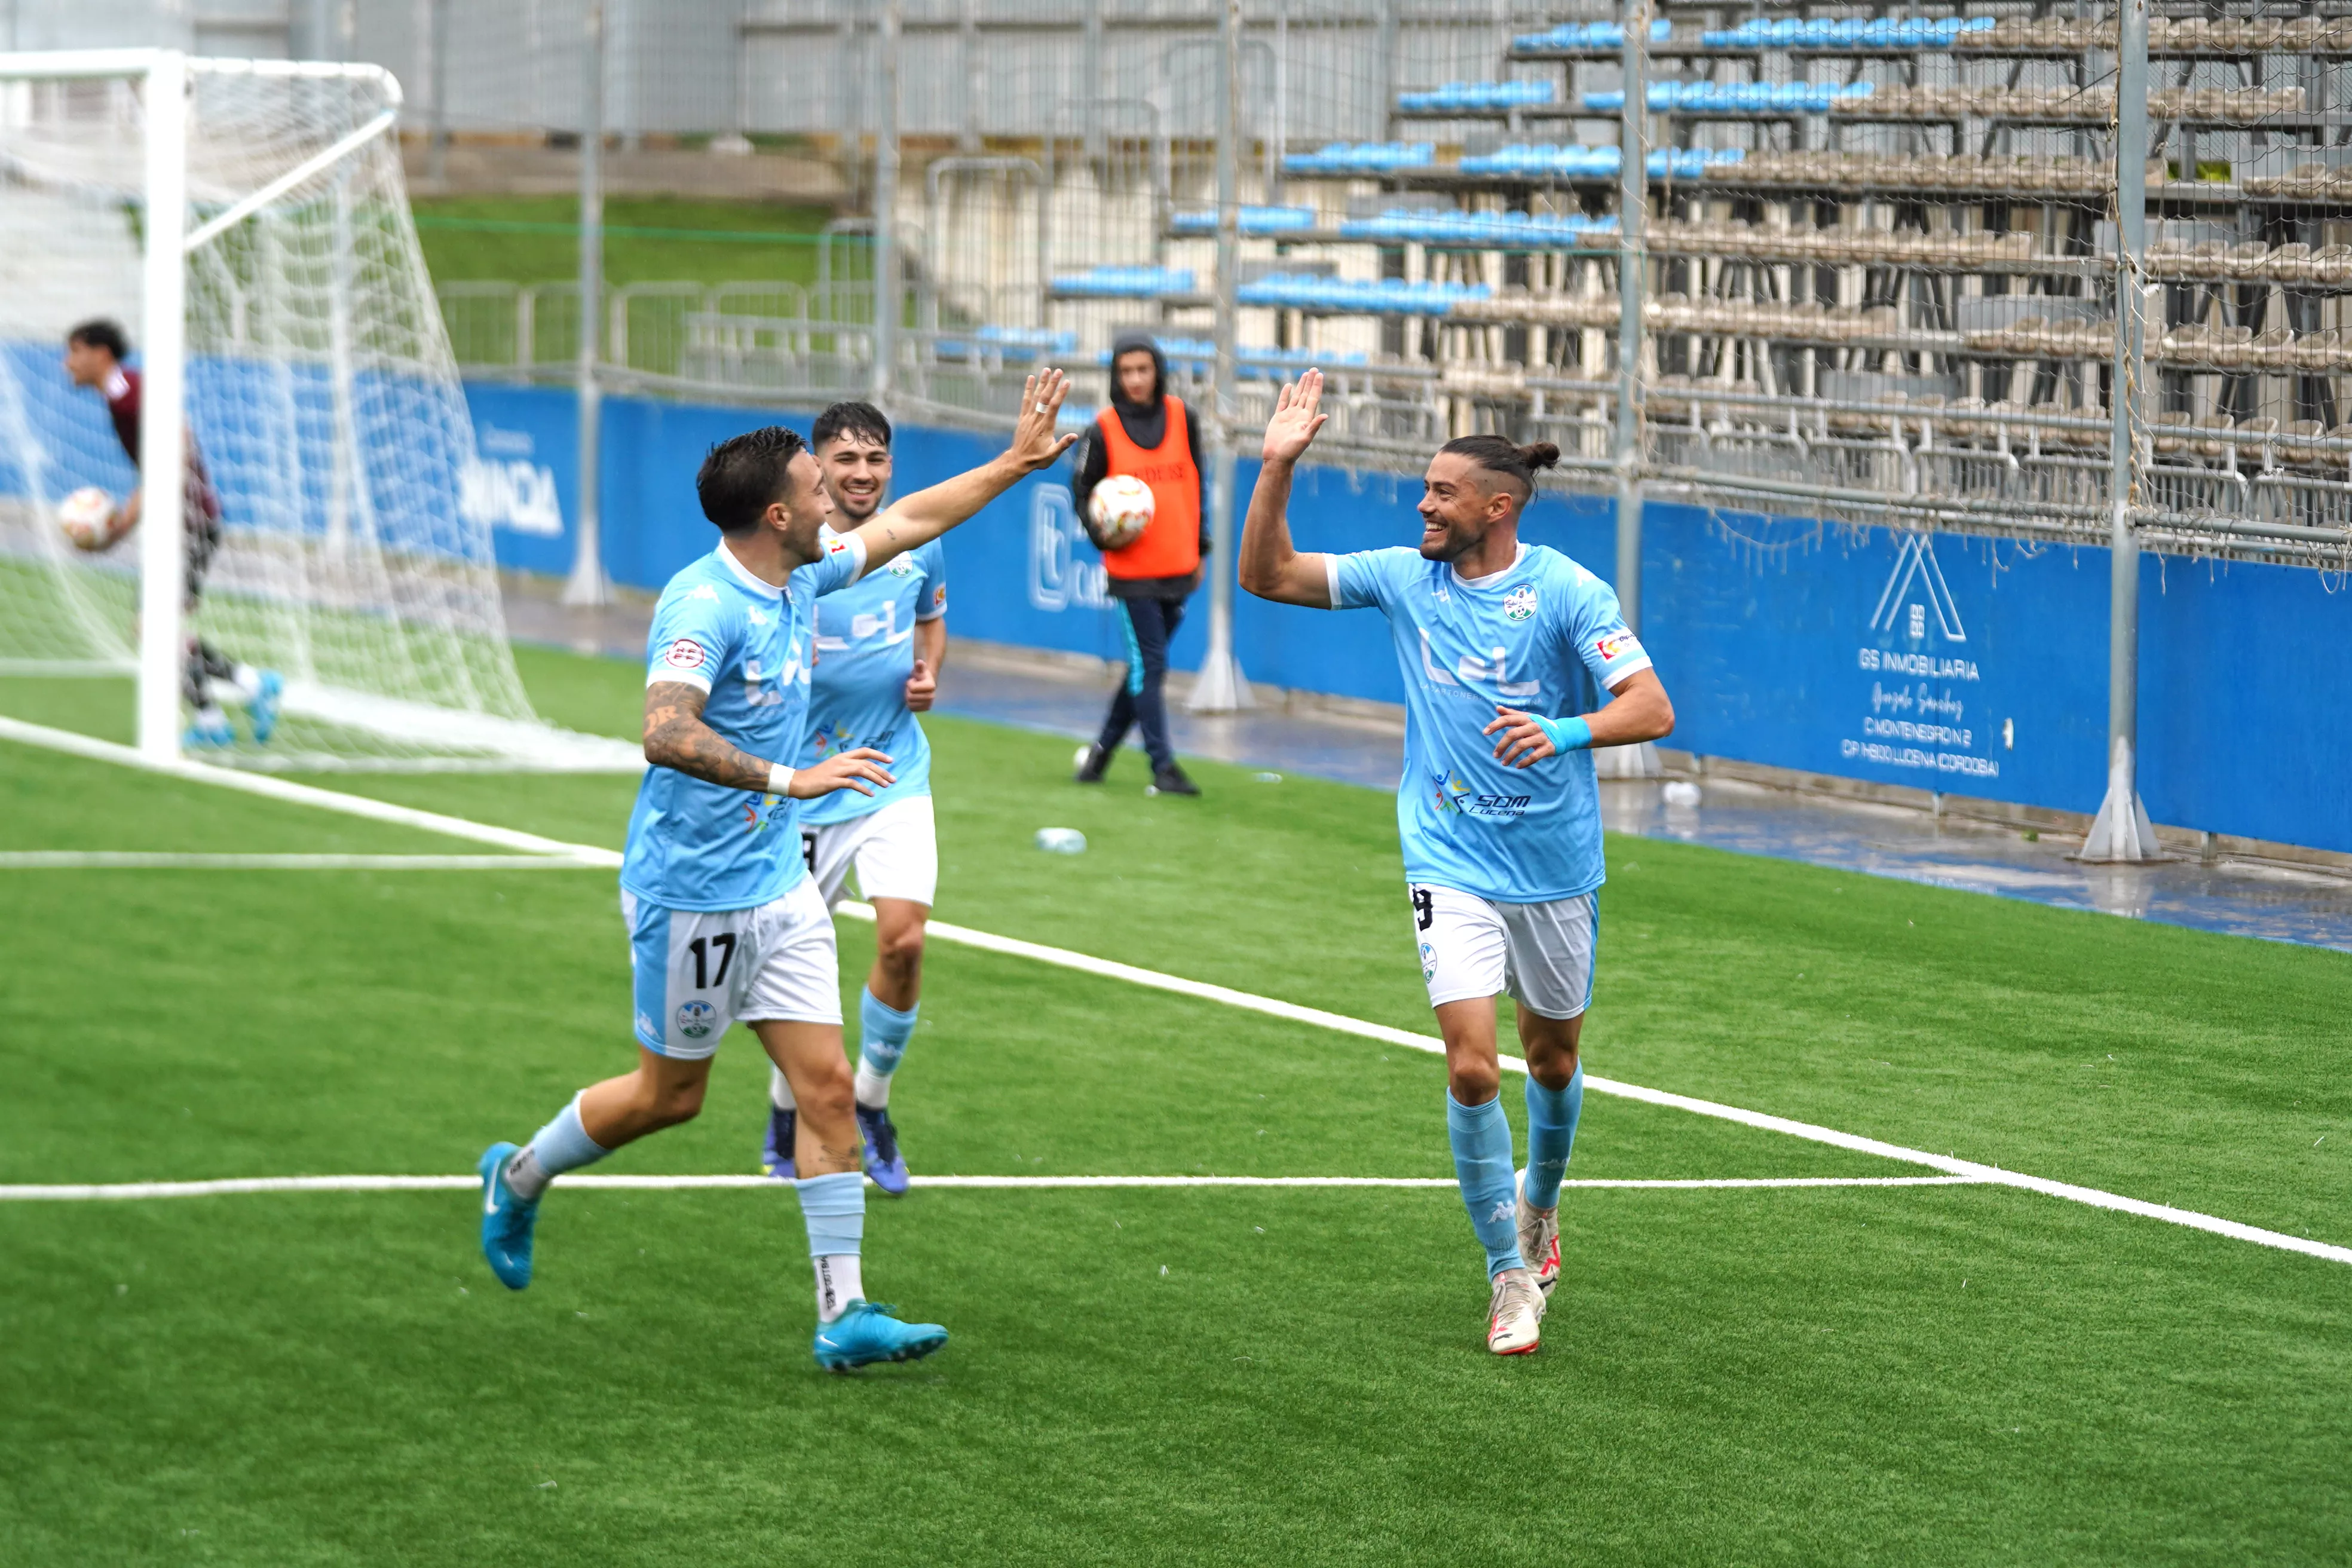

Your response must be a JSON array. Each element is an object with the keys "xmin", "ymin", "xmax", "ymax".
[{"xmin": 1071, "ymin": 330, "xmax": 1211, "ymax": 601}]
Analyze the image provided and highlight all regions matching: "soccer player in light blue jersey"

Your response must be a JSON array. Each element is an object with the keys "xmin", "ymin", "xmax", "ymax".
[
  {"xmin": 477, "ymin": 372, "xmax": 1077, "ymax": 1373},
  {"xmin": 1238, "ymin": 369, "xmax": 1675, "ymax": 1356},
  {"xmin": 761, "ymin": 401, "xmax": 946, "ymax": 1195}
]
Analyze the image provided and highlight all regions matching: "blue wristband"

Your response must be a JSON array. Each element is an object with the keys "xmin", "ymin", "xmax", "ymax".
[{"xmin": 1532, "ymin": 715, "xmax": 1594, "ymax": 754}]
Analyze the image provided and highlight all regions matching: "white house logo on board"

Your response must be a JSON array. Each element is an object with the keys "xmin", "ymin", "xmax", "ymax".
[{"xmin": 1868, "ymin": 532, "xmax": 1966, "ymax": 643}]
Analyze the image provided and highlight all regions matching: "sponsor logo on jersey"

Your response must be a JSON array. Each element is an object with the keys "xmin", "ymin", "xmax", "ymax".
[
  {"xmin": 663, "ymin": 638, "xmax": 706, "ymax": 669},
  {"xmin": 1595, "ymin": 631, "xmax": 1637, "ymax": 663},
  {"xmin": 740, "ymin": 793, "xmax": 789, "ymax": 832},
  {"xmin": 676, "ymin": 1000, "xmax": 716, "ymax": 1040},
  {"xmin": 748, "ymin": 606, "xmax": 770, "ymax": 627},
  {"xmin": 688, "ymin": 583, "xmax": 721, "ymax": 602},
  {"xmin": 1503, "ymin": 585, "xmax": 1538, "ymax": 622}
]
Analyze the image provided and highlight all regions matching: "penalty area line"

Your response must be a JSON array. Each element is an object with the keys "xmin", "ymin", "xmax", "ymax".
[
  {"xmin": 0, "ymin": 1174, "xmax": 1993, "ymax": 1201},
  {"xmin": 5, "ymin": 722, "xmax": 2339, "ymax": 1272},
  {"xmin": 834, "ymin": 902, "xmax": 2352, "ymax": 1271}
]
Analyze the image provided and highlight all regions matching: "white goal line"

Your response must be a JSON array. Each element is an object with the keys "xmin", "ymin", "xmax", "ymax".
[
  {"xmin": 5, "ymin": 713, "xmax": 2347, "ymax": 1271},
  {"xmin": 0, "ymin": 1174, "xmax": 1995, "ymax": 1202}
]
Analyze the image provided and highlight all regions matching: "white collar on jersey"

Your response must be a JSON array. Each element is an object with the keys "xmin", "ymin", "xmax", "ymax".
[
  {"xmin": 1450, "ymin": 540, "xmax": 1527, "ymax": 589},
  {"xmin": 714, "ymin": 537, "xmax": 784, "ymax": 599}
]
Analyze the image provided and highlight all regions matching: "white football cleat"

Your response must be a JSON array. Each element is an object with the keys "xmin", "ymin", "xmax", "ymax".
[
  {"xmin": 1487, "ymin": 1267, "xmax": 1545, "ymax": 1356},
  {"xmin": 1516, "ymin": 1168, "xmax": 1560, "ymax": 1296}
]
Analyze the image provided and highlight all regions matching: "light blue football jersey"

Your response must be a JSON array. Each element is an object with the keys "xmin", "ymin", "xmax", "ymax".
[
  {"xmin": 797, "ymin": 536, "xmax": 947, "ymax": 827},
  {"xmin": 621, "ymin": 532, "xmax": 869, "ymax": 912},
  {"xmin": 1330, "ymin": 543, "xmax": 1652, "ymax": 903}
]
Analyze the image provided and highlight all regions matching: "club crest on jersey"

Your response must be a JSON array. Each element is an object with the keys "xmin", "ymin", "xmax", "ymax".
[
  {"xmin": 675, "ymin": 1000, "xmax": 716, "ymax": 1040},
  {"xmin": 1503, "ymin": 585, "xmax": 1538, "ymax": 622},
  {"xmin": 663, "ymin": 638, "xmax": 706, "ymax": 669},
  {"xmin": 886, "ymin": 553, "xmax": 917, "ymax": 577}
]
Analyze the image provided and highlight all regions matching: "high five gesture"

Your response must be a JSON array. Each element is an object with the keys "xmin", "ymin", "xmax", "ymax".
[{"xmin": 1237, "ymin": 369, "xmax": 1339, "ymax": 607}]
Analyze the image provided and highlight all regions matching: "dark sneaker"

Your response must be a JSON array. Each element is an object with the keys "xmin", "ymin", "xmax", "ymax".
[
  {"xmin": 1073, "ymin": 743, "xmax": 1111, "ymax": 783},
  {"xmin": 857, "ymin": 1103, "xmax": 910, "ymax": 1196},
  {"xmin": 761, "ymin": 1105, "xmax": 797, "ymax": 1181},
  {"xmin": 1150, "ymin": 763, "xmax": 1200, "ymax": 797}
]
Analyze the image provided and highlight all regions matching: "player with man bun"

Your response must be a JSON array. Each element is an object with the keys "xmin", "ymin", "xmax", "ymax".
[{"xmin": 1236, "ymin": 369, "xmax": 1675, "ymax": 1357}]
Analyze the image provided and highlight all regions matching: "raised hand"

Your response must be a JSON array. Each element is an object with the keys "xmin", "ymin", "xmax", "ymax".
[
  {"xmin": 1007, "ymin": 368, "xmax": 1082, "ymax": 473},
  {"xmin": 789, "ymin": 746, "xmax": 896, "ymax": 799},
  {"xmin": 1262, "ymin": 368, "xmax": 1329, "ymax": 465}
]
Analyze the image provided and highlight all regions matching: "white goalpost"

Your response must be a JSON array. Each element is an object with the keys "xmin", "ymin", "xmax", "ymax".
[{"xmin": 0, "ymin": 50, "xmax": 638, "ymax": 771}]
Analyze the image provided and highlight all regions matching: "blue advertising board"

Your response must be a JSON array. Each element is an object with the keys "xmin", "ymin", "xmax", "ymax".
[{"xmin": 462, "ymin": 383, "xmax": 2350, "ymax": 855}]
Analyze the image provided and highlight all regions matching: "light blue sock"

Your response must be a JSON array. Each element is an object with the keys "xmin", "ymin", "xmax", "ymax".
[
  {"xmin": 1446, "ymin": 1092, "xmax": 1526, "ymax": 1278},
  {"xmin": 506, "ymin": 1092, "xmax": 608, "ymax": 1201},
  {"xmin": 796, "ymin": 1170, "xmax": 868, "ymax": 1320},
  {"xmin": 853, "ymin": 988, "xmax": 919, "ymax": 1108},
  {"xmin": 1523, "ymin": 1066, "xmax": 1584, "ymax": 1211}
]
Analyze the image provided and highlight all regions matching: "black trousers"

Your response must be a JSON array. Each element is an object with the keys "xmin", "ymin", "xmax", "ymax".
[{"xmin": 1096, "ymin": 594, "xmax": 1186, "ymax": 771}]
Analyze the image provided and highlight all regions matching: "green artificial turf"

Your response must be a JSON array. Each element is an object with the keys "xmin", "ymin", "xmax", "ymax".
[
  {"xmin": 3, "ymin": 646, "xmax": 2351, "ymax": 1563},
  {"xmin": 412, "ymin": 197, "xmax": 841, "ymax": 290}
]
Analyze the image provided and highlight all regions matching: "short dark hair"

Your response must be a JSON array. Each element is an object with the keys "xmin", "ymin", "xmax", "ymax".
[
  {"xmin": 1437, "ymin": 434, "xmax": 1561, "ymax": 505},
  {"xmin": 811, "ymin": 400, "xmax": 891, "ymax": 452},
  {"xmin": 67, "ymin": 319, "xmax": 131, "ymax": 361},
  {"xmin": 696, "ymin": 425, "xmax": 808, "ymax": 534}
]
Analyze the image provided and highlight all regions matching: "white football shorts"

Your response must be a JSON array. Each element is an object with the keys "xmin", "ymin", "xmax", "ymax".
[
  {"xmin": 1408, "ymin": 883, "xmax": 1598, "ymax": 1020},
  {"xmin": 800, "ymin": 792, "xmax": 938, "ymax": 908},
  {"xmin": 622, "ymin": 875, "xmax": 841, "ymax": 1058}
]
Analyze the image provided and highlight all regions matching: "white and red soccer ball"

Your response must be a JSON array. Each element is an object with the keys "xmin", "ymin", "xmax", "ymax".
[
  {"xmin": 57, "ymin": 486, "xmax": 117, "ymax": 551},
  {"xmin": 1088, "ymin": 474, "xmax": 1154, "ymax": 549}
]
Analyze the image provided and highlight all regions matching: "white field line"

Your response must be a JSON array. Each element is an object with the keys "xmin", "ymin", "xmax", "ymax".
[
  {"xmin": 0, "ymin": 1173, "xmax": 1993, "ymax": 1201},
  {"xmin": 0, "ymin": 852, "xmax": 612, "ymax": 871},
  {"xmin": 0, "ymin": 716, "xmax": 624, "ymax": 866},
  {"xmin": 4, "ymin": 716, "xmax": 2341, "ymax": 1270},
  {"xmin": 833, "ymin": 902, "xmax": 2352, "ymax": 1270}
]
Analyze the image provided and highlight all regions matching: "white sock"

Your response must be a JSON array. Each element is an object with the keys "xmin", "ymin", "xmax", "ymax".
[
  {"xmin": 192, "ymin": 703, "xmax": 228, "ymax": 731},
  {"xmin": 853, "ymin": 1064, "xmax": 891, "ymax": 1109},
  {"xmin": 230, "ymin": 663, "xmax": 264, "ymax": 700},
  {"xmin": 770, "ymin": 1066, "xmax": 796, "ymax": 1112},
  {"xmin": 814, "ymin": 1254, "xmax": 863, "ymax": 1321}
]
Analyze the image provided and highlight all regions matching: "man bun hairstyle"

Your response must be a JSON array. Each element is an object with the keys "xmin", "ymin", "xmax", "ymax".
[
  {"xmin": 1438, "ymin": 433, "xmax": 1561, "ymax": 503},
  {"xmin": 68, "ymin": 318, "xmax": 131, "ymax": 361},
  {"xmin": 696, "ymin": 425, "xmax": 808, "ymax": 535},
  {"xmin": 811, "ymin": 399, "xmax": 891, "ymax": 452}
]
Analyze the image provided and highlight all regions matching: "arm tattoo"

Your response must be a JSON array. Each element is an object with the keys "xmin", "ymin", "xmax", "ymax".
[{"xmin": 642, "ymin": 681, "xmax": 776, "ymax": 791}]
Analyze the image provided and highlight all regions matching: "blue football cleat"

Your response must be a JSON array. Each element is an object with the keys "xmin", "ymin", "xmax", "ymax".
[
  {"xmin": 476, "ymin": 1141, "xmax": 540, "ymax": 1291},
  {"xmin": 761, "ymin": 1105, "xmax": 797, "ymax": 1181},
  {"xmin": 813, "ymin": 1300, "xmax": 948, "ymax": 1371},
  {"xmin": 856, "ymin": 1103, "xmax": 909, "ymax": 1196},
  {"xmin": 247, "ymin": 669, "xmax": 284, "ymax": 745},
  {"xmin": 183, "ymin": 712, "xmax": 234, "ymax": 750}
]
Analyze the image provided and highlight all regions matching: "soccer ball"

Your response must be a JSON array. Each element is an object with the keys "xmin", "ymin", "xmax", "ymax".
[
  {"xmin": 1088, "ymin": 474, "xmax": 1155, "ymax": 549},
  {"xmin": 57, "ymin": 487, "xmax": 117, "ymax": 551}
]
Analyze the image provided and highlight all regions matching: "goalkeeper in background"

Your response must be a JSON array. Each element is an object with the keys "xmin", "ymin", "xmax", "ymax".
[{"xmin": 63, "ymin": 318, "xmax": 281, "ymax": 749}]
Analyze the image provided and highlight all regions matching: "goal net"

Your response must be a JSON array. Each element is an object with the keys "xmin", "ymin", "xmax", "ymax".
[{"xmin": 0, "ymin": 52, "xmax": 637, "ymax": 770}]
